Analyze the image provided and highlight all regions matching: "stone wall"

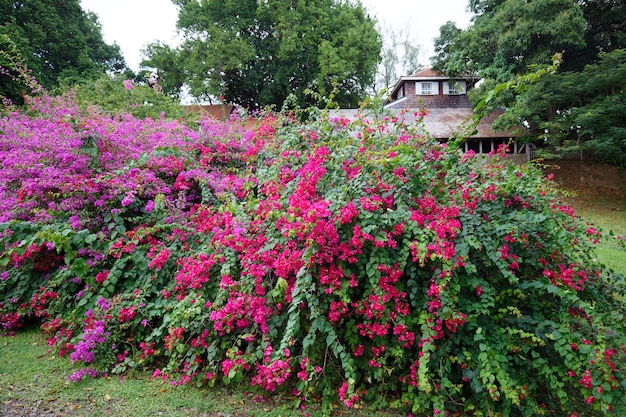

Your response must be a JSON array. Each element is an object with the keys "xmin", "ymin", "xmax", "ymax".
[{"xmin": 542, "ymin": 160, "xmax": 626, "ymax": 190}]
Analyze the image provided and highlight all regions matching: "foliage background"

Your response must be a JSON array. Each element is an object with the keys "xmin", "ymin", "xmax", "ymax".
[
  {"xmin": 141, "ymin": 0, "xmax": 382, "ymax": 109},
  {"xmin": 1, "ymin": 78, "xmax": 625, "ymax": 416},
  {"xmin": 0, "ymin": 0, "xmax": 125, "ymax": 104},
  {"xmin": 432, "ymin": 0, "xmax": 626, "ymax": 167}
]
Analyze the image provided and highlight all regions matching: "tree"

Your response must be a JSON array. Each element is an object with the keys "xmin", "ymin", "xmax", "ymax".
[
  {"xmin": 142, "ymin": 0, "xmax": 381, "ymax": 109},
  {"xmin": 0, "ymin": 0, "xmax": 126, "ymax": 103},
  {"xmin": 432, "ymin": 0, "xmax": 585, "ymax": 81},
  {"xmin": 432, "ymin": 0, "xmax": 626, "ymax": 166},
  {"xmin": 563, "ymin": 0, "xmax": 626, "ymax": 71},
  {"xmin": 431, "ymin": 21, "xmax": 465, "ymax": 76},
  {"xmin": 373, "ymin": 22, "xmax": 422, "ymax": 95},
  {"xmin": 501, "ymin": 49, "xmax": 626, "ymax": 166},
  {"xmin": 140, "ymin": 42, "xmax": 186, "ymax": 99}
]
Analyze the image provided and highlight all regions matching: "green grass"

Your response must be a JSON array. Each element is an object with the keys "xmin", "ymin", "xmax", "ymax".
[
  {"xmin": 564, "ymin": 187, "xmax": 626, "ymax": 275},
  {"xmin": 1, "ymin": 328, "xmax": 400, "ymax": 417},
  {"xmin": 0, "ymin": 327, "xmax": 308, "ymax": 417}
]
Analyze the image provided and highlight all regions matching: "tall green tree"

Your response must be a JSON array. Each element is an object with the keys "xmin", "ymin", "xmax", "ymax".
[
  {"xmin": 0, "ymin": 0, "xmax": 126, "ymax": 103},
  {"xmin": 140, "ymin": 41, "xmax": 186, "ymax": 99},
  {"xmin": 564, "ymin": 0, "xmax": 626, "ymax": 71},
  {"xmin": 432, "ymin": 0, "xmax": 585, "ymax": 81},
  {"xmin": 142, "ymin": 0, "xmax": 381, "ymax": 109},
  {"xmin": 431, "ymin": 21, "xmax": 464, "ymax": 76},
  {"xmin": 432, "ymin": 0, "xmax": 626, "ymax": 166},
  {"xmin": 498, "ymin": 49, "xmax": 626, "ymax": 166}
]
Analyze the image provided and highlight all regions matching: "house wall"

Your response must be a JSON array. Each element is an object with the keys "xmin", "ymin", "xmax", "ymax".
[
  {"xmin": 390, "ymin": 80, "xmax": 473, "ymax": 109},
  {"xmin": 405, "ymin": 81, "xmax": 415, "ymax": 96},
  {"xmin": 183, "ymin": 104, "xmax": 233, "ymax": 120},
  {"xmin": 505, "ymin": 154, "xmax": 528, "ymax": 165}
]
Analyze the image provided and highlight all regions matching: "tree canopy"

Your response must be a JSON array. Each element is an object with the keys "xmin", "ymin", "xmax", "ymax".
[
  {"xmin": 0, "ymin": 0, "xmax": 126, "ymax": 103},
  {"xmin": 432, "ymin": 0, "xmax": 586, "ymax": 81},
  {"xmin": 501, "ymin": 49, "xmax": 626, "ymax": 166},
  {"xmin": 141, "ymin": 0, "xmax": 382, "ymax": 109},
  {"xmin": 373, "ymin": 22, "xmax": 422, "ymax": 95},
  {"xmin": 432, "ymin": 0, "xmax": 626, "ymax": 166}
]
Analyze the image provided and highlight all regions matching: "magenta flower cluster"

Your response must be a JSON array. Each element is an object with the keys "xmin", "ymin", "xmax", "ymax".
[{"xmin": 1, "ymin": 80, "xmax": 625, "ymax": 417}]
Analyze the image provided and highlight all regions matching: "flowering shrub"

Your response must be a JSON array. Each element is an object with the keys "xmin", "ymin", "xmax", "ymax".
[
  {"xmin": 70, "ymin": 73, "xmax": 190, "ymax": 122},
  {"xmin": 1, "ymin": 83, "xmax": 625, "ymax": 416}
]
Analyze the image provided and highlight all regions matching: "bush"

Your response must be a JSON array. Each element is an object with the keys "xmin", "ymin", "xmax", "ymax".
[
  {"xmin": 67, "ymin": 73, "xmax": 192, "ymax": 123},
  {"xmin": 1, "ymin": 88, "xmax": 625, "ymax": 416}
]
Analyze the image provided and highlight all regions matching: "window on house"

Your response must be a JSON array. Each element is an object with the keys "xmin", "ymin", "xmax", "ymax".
[
  {"xmin": 421, "ymin": 82, "xmax": 432, "ymax": 95},
  {"xmin": 446, "ymin": 81, "xmax": 466, "ymax": 95},
  {"xmin": 397, "ymin": 85, "xmax": 404, "ymax": 99}
]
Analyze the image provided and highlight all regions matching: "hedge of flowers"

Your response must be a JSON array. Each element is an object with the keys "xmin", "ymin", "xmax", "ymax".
[{"xmin": 1, "ymin": 84, "xmax": 625, "ymax": 416}]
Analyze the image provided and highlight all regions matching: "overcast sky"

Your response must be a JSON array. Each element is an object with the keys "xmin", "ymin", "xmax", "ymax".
[{"xmin": 81, "ymin": 0, "xmax": 473, "ymax": 72}]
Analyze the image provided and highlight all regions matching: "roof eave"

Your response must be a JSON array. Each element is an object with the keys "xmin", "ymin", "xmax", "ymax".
[{"xmin": 388, "ymin": 74, "xmax": 480, "ymax": 98}]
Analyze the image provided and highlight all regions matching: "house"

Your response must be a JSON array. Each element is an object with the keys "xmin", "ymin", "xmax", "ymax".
[
  {"xmin": 386, "ymin": 68, "xmax": 479, "ymax": 110},
  {"xmin": 384, "ymin": 69, "xmax": 530, "ymax": 160}
]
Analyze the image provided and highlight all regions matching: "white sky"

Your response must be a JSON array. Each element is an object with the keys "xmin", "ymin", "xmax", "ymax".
[{"xmin": 81, "ymin": 0, "xmax": 473, "ymax": 72}]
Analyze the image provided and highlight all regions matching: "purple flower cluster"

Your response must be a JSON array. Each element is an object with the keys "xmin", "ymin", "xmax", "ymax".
[
  {"xmin": 70, "ymin": 307, "xmax": 108, "ymax": 364},
  {"xmin": 67, "ymin": 367, "xmax": 98, "ymax": 382},
  {"xmin": 0, "ymin": 88, "xmax": 257, "ymax": 234}
]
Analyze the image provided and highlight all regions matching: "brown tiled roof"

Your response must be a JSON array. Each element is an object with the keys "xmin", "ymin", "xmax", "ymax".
[
  {"xmin": 420, "ymin": 108, "xmax": 522, "ymax": 139},
  {"xmin": 183, "ymin": 105, "xmax": 234, "ymax": 121},
  {"xmin": 329, "ymin": 108, "xmax": 523, "ymax": 140},
  {"xmin": 386, "ymin": 94, "xmax": 473, "ymax": 109},
  {"xmin": 409, "ymin": 68, "xmax": 444, "ymax": 77}
]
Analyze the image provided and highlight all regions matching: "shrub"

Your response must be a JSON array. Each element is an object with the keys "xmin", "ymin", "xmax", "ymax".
[
  {"xmin": 67, "ymin": 73, "xmax": 192, "ymax": 123},
  {"xmin": 1, "ymin": 88, "xmax": 625, "ymax": 416}
]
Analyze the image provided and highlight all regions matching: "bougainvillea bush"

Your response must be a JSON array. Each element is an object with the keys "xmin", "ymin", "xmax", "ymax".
[{"xmin": 1, "ymin": 86, "xmax": 625, "ymax": 416}]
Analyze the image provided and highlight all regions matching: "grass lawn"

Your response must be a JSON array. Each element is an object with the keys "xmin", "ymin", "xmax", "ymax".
[
  {"xmin": 1, "ymin": 187, "xmax": 623, "ymax": 417},
  {"xmin": 1, "ymin": 328, "xmax": 398, "ymax": 417},
  {"xmin": 0, "ymin": 327, "xmax": 266, "ymax": 417},
  {"xmin": 0, "ymin": 327, "xmax": 331, "ymax": 417},
  {"xmin": 563, "ymin": 186, "xmax": 626, "ymax": 275}
]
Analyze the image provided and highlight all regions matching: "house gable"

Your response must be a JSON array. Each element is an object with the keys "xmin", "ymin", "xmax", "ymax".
[
  {"xmin": 386, "ymin": 68, "xmax": 479, "ymax": 109},
  {"xmin": 379, "ymin": 69, "xmax": 530, "ymax": 160}
]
